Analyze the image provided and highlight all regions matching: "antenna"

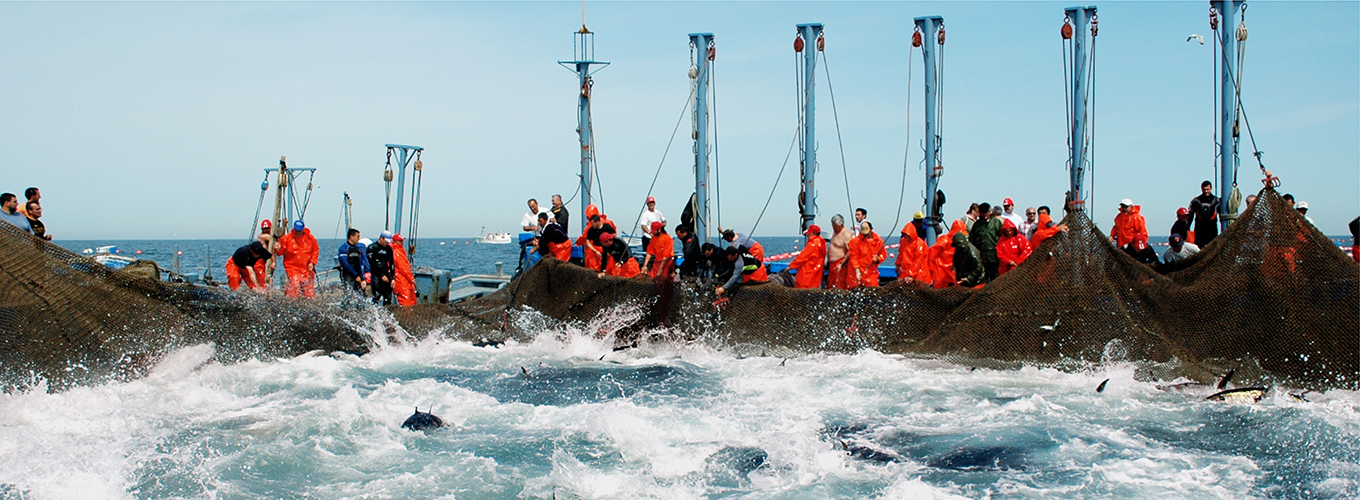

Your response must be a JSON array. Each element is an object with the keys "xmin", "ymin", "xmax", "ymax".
[{"xmin": 581, "ymin": 0, "xmax": 587, "ymax": 32}]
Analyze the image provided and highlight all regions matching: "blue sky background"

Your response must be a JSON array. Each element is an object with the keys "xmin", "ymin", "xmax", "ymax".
[{"xmin": 1, "ymin": 1, "xmax": 1355, "ymax": 240}]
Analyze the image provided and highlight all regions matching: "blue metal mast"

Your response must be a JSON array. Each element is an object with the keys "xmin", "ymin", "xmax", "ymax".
[
  {"xmin": 690, "ymin": 33, "xmax": 714, "ymax": 243},
  {"xmin": 384, "ymin": 144, "xmax": 423, "ymax": 234},
  {"xmin": 1212, "ymin": 0, "xmax": 1243, "ymax": 231},
  {"xmin": 559, "ymin": 25, "xmax": 609, "ymax": 233},
  {"xmin": 914, "ymin": 16, "xmax": 944, "ymax": 245},
  {"xmin": 795, "ymin": 23, "xmax": 821, "ymax": 233},
  {"xmin": 1065, "ymin": 6, "xmax": 1097, "ymax": 212}
]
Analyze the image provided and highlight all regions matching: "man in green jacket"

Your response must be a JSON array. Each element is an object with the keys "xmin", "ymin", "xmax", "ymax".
[{"xmin": 968, "ymin": 202, "xmax": 1003, "ymax": 283}]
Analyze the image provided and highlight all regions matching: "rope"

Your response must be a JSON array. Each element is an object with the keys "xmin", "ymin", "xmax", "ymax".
[
  {"xmin": 749, "ymin": 123, "xmax": 803, "ymax": 239},
  {"xmin": 627, "ymin": 77, "xmax": 699, "ymax": 240},
  {"xmin": 249, "ymin": 173, "xmax": 269, "ymax": 242},
  {"xmin": 586, "ymin": 91, "xmax": 607, "ymax": 214},
  {"xmin": 384, "ymin": 150, "xmax": 393, "ymax": 231},
  {"xmin": 821, "ymin": 50, "xmax": 855, "ymax": 219},
  {"xmin": 1062, "ymin": 20, "xmax": 1073, "ymax": 173},
  {"xmin": 409, "ymin": 154, "xmax": 423, "ymax": 261},
  {"xmin": 890, "ymin": 45, "xmax": 913, "ymax": 241},
  {"xmin": 711, "ymin": 54, "xmax": 722, "ymax": 230},
  {"xmin": 1088, "ymin": 28, "xmax": 1097, "ymax": 212},
  {"xmin": 1213, "ymin": 9, "xmax": 1268, "ymax": 178}
]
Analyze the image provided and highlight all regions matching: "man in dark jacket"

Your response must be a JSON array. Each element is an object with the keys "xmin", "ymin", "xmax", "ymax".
[
  {"xmin": 1170, "ymin": 207, "xmax": 1192, "ymax": 243},
  {"xmin": 675, "ymin": 225, "xmax": 702, "ymax": 277},
  {"xmin": 1188, "ymin": 180, "xmax": 1220, "ymax": 247},
  {"xmin": 367, "ymin": 231, "xmax": 397, "ymax": 305},
  {"xmin": 952, "ymin": 232, "xmax": 984, "ymax": 288},
  {"xmin": 968, "ymin": 202, "xmax": 1002, "ymax": 283},
  {"xmin": 338, "ymin": 228, "xmax": 368, "ymax": 293},
  {"xmin": 231, "ymin": 240, "xmax": 272, "ymax": 292}
]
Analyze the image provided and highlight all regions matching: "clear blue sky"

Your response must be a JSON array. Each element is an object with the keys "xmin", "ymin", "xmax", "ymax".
[{"xmin": 1, "ymin": 1, "xmax": 1355, "ymax": 240}]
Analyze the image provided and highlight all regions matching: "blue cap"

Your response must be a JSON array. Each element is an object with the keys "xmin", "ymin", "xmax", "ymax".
[
  {"xmin": 380, "ymin": 230, "xmax": 394, "ymax": 240},
  {"xmin": 293, "ymin": 220, "xmax": 305, "ymax": 231}
]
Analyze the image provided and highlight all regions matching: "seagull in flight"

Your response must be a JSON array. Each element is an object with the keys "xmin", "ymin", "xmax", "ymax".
[{"xmin": 1187, "ymin": 34, "xmax": 1205, "ymax": 45}]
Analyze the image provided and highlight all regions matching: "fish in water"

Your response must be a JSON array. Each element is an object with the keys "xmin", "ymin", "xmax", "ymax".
[
  {"xmin": 472, "ymin": 338, "xmax": 505, "ymax": 348},
  {"xmin": 401, "ymin": 407, "xmax": 444, "ymax": 431},
  {"xmin": 1096, "ymin": 379, "xmax": 1109, "ymax": 393},
  {"xmin": 1205, "ymin": 387, "xmax": 1268, "ymax": 404}
]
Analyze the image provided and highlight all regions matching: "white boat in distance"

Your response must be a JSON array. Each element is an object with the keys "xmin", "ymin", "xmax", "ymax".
[{"xmin": 479, "ymin": 227, "xmax": 513, "ymax": 244}]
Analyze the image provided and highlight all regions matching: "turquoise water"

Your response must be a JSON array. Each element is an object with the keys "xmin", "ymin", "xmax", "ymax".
[{"xmin": 2, "ymin": 306, "xmax": 1358, "ymax": 499}]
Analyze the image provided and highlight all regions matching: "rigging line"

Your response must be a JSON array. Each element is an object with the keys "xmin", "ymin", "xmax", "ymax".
[
  {"xmin": 1212, "ymin": 20, "xmax": 1267, "ymax": 170},
  {"xmin": 587, "ymin": 102, "xmax": 606, "ymax": 213},
  {"xmin": 384, "ymin": 150, "xmax": 393, "ymax": 231},
  {"xmin": 891, "ymin": 45, "xmax": 914, "ymax": 243},
  {"xmin": 936, "ymin": 31, "xmax": 945, "ymax": 164},
  {"xmin": 712, "ymin": 55, "xmax": 722, "ymax": 231},
  {"xmin": 1213, "ymin": 20, "xmax": 1221, "ymax": 183},
  {"xmin": 1062, "ymin": 32, "xmax": 1072, "ymax": 171},
  {"xmin": 1089, "ymin": 31, "xmax": 1097, "ymax": 212},
  {"xmin": 627, "ymin": 78, "xmax": 699, "ymax": 239},
  {"xmin": 820, "ymin": 50, "xmax": 855, "ymax": 219},
  {"xmin": 250, "ymin": 174, "xmax": 269, "ymax": 241},
  {"xmin": 748, "ymin": 122, "xmax": 804, "ymax": 239}
]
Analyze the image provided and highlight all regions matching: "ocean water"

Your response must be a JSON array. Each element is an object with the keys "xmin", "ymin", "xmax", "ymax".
[{"xmin": 11, "ymin": 238, "xmax": 1357, "ymax": 499}]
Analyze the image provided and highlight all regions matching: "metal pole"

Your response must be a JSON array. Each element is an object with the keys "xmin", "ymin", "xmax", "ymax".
[
  {"xmin": 560, "ymin": 28, "xmax": 608, "ymax": 233},
  {"xmin": 1066, "ymin": 6, "xmax": 1096, "ymax": 211},
  {"xmin": 1214, "ymin": 0, "xmax": 1241, "ymax": 231},
  {"xmin": 796, "ymin": 24, "xmax": 822, "ymax": 233},
  {"xmin": 393, "ymin": 148, "xmax": 408, "ymax": 235},
  {"xmin": 916, "ymin": 16, "xmax": 943, "ymax": 245},
  {"xmin": 690, "ymin": 33, "xmax": 713, "ymax": 244}
]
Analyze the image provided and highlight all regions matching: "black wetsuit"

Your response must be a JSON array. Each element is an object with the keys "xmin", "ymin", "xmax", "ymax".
[
  {"xmin": 231, "ymin": 242, "xmax": 270, "ymax": 284},
  {"xmin": 599, "ymin": 239, "xmax": 634, "ymax": 272},
  {"xmin": 338, "ymin": 241, "xmax": 367, "ymax": 292},
  {"xmin": 1123, "ymin": 243, "xmax": 1161, "ymax": 266},
  {"xmin": 587, "ymin": 224, "xmax": 617, "ymax": 248},
  {"xmin": 677, "ymin": 233, "xmax": 701, "ymax": 277},
  {"xmin": 550, "ymin": 205, "xmax": 569, "ymax": 232},
  {"xmin": 538, "ymin": 223, "xmax": 571, "ymax": 256},
  {"xmin": 1170, "ymin": 219, "xmax": 1191, "ymax": 243},
  {"xmin": 367, "ymin": 242, "xmax": 395, "ymax": 305},
  {"xmin": 1188, "ymin": 193, "xmax": 1220, "ymax": 247}
]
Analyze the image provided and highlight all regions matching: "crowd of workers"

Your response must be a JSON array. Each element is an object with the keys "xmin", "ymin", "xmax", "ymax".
[
  {"xmin": 224, "ymin": 219, "xmax": 418, "ymax": 307},
  {"xmin": 0, "ymin": 188, "xmax": 52, "ymax": 241},
  {"xmin": 515, "ymin": 180, "xmax": 1359, "ymax": 299}
]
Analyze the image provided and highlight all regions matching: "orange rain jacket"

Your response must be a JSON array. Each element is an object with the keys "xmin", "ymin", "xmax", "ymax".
[
  {"xmin": 278, "ymin": 228, "xmax": 320, "ymax": 298},
  {"xmin": 928, "ymin": 220, "xmax": 967, "ymax": 289},
  {"xmin": 788, "ymin": 235, "xmax": 826, "ymax": 289},
  {"xmin": 1031, "ymin": 213, "xmax": 1064, "ymax": 249},
  {"xmin": 391, "ymin": 240, "xmax": 417, "ymax": 306},
  {"xmin": 578, "ymin": 217, "xmax": 617, "ymax": 271},
  {"xmin": 1110, "ymin": 205, "xmax": 1148, "ymax": 248},
  {"xmin": 847, "ymin": 231, "xmax": 887, "ymax": 288},
  {"xmin": 995, "ymin": 219, "xmax": 1032, "ymax": 276},
  {"xmin": 895, "ymin": 224, "xmax": 931, "ymax": 284},
  {"xmin": 646, "ymin": 233, "xmax": 675, "ymax": 278}
]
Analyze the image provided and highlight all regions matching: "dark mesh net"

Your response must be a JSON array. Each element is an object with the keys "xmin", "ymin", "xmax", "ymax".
[
  {"xmin": 428, "ymin": 188, "xmax": 1357, "ymax": 391},
  {"xmin": 0, "ymin": 223, "xmax": 367, "ymax": 391}
]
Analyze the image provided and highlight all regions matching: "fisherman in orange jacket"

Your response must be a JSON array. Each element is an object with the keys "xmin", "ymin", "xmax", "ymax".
[
  {"xmin": 277, "ymin": 220, "xmax": 320, "ymax": 298},
  {"xmin": 391, "ymin": 233, "xmax": 417, "ymax": 306},
  {"xmin": 578, "ymin": 205, "xmax": 617, "ymax": 271},
  {"xmin": 1109, "ymin": 198, "xmax": 1147, "ymax": 248},
  {"xmin": 1031, "ymin": 213, "xmax": 1070, "ymax": 250},
  {"xmin": 995, "ymin": 218, "xmax": 1032, "ymax": 276},
  {"xmin": 226, "ymin": 231, "xmax": 271, "ymax": 292},
  {"xmin": 538, "ymin": 213, "xmax": 573, "ymax": 261},
  {"xmin": 928, "ymin": 220, "xmax": 967, "ymax": 288},
  {"xmin": 643, "ymin": 221, "xmax": 675, "ymax": 278},
  {"xmin": 597, "ymin": 232, "xmax": 641, "ymax": 278},
  {"xmin": 788, "ymin": 224, "xmax": 827, "ymax": 288},
  {"xmin": 847, "ymin": 221, "xmax": 887, "ymax": 287},
  {"xmin": 895, "ymin": 223, "xmax": 931, "ymax": 284}
]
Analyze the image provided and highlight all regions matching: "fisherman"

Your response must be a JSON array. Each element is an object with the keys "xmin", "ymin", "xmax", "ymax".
[
  {"xmin": 0, "ymin": 193, "xmax": 32, "ymax": 234},
  {"xmin": 1110, "ymin": 198, "xmax": 1148, "ymax": 248},
  {"xmin": 337, "ymin": 228, "xmax": 369, "ymax": 294},
  {"xmin": 1296, "ymin": 201, "xmax": 1315, "ymax": 225},
  {"xmin": 715, "ymin": 245, "xmax": 767, "ymax": 298},
  {"xmin": 1030, "ymin": 212, "xmax": 1070, "ymax": 249},
  {"xmin": 789, "ymin": 224, "xmax": 827, "ymax": 288},
  {"xmin": 995, "ymin": 219, "xmax": 1031, "ymax": 276},
  {"xmin": 674, "ymin": 225, "xmax": 702, "ymax": 278},
  {"xmin": 367, "ymin": 231, "xmax": 397, "ymax": 305},
  {"xmin": 1244, "ymin": 194, "xmax": 1258, "ymax": 212},
  {"xmin": 719, "ymin": 228, "xmax": 766, "ymax": 265},
  {"xmin": 895, "ymin": 223, "xmax": 930, "ymax": 285},
  {"xmin": 826, "ymin": 215, "xmax": 853, "ymax": 289},
  {"xmin": 1037, "ymin": 205, "xmax": 1051, "ymax": 218},
  {"xmin": 1187, "ymin": 181, "xmax": 1220, "ymax": 246},
  {"xmin": 643, "ymin": 222, "xmax": 675, "ymax": 279},
  {"xmin": 969, "ymin": 202, "xmax": 1002, "ymax": 284},
  {"xmin": 639, "ymin": 196, "xmax": 666, "ymax": 254},
  {"xmin": 1122, "ymin": 233, "xmax": 1160, "ymax": 266},
  {"xmin": 579, "ymin": 211, "xmax": 617, "ymax": 271},
  {"xmin": 1161, "ymin": 233, "xmax": 1200, "ymax": 264},
  {"xmin": 1021, "ymin": 207, "xmax": 1038, "ymax": 240},
  {"xmin": 846, "ymin": 221, "xmax": 886, "ymax": 287},
  {"xmin": 17, "ymin": 187, "xmax": 39, "ymax": 217},
  {"xmin": 518, "ymin": 232, "xmax": 542, "ymax": 271},
  {"xmin": 596, "ymin": 232, "xmax": 640, "ymax": 278},
  {"xmin": 24, "ymin": 202, "xmax": 51, "ymax": 241},
  {"xmin": 909, "ymin": 212, "xmax": 927, "ymax": 242},
  {"xmin": 1001, "ymin": 198, "xmax": 1025, "ymax": 229},
  {"xmin": 701, "ymin": 242, "xmax": 728, "ymax": 284},
  {"xmin": 391, "ymin": 234, "xmax": 417, "ymax": 306},
  {"xmin": 229, "ymin": 240, "xmax": 271, "ymax": 292},
  {"xmin": 536, "ymin": 213, "xmax": 572, "ymax": 261},
  {"xmin": 951, "ymin": 232, "xmax": 984, "ymax": 288},
  {"xmin": 277, "ymin": 220, "xmax": 319, "ymax": 298},
  {"xmin": 521, "ymin": 198, "xmax": 547, "ymax": 235},
  {"xmin": 1170, "ymin": 207, "xmax": 1193, "ymax": 243},
  {"xmin": 1349, "ymin": 216, "xmax": 1359, "ymax": 264},
  {"xmin": 854, "ymin": 208, "xmax": 868, "ymax": 226},
  {"xmin": 960, "ymin": 203, "xmax": 980, "ymax": 232},
  {"xmin": 549, "ymin": 194, "xmax": 569, "ymax": 232},
  {"xmin": 928, "ymin": 220, "xmax": 966, "ymax": 288}
]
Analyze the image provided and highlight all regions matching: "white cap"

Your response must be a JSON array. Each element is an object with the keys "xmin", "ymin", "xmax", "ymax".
[
  {"xmin": 1119, "ymin": 198, "xmax": 1133, "ymax": 207},
  {"xmin": 1297, "ymin": 201, "xmax": 1309, "ymax": 210}
]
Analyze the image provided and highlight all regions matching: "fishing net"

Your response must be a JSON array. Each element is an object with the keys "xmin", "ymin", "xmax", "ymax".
[
  {"xmin": 0, "ymin": 223, "xmax": 368, "ymax": 391},
  {"xmin": 428, "ymin": 188, "xmax": 1357, "ymax": 391}
]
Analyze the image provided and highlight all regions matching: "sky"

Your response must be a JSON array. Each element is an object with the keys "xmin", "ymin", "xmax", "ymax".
[{"xmin": 1, "ymin": 1, "xmax": 1355, "ymax": 241}]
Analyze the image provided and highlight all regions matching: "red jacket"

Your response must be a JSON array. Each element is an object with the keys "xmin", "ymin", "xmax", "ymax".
[
  {"xmin": 1110, "ymin": 205, "xmax": 1147, "ymax": 247},
  {"xmin": 646, "ymin": 233, "xmax": 674, "ymax": 278},
  {"xmin": 929, "ymin": 220, "xmax": 966, "ymax": 288},
  {"xmin": 789, "ymin": 235, "xmax": 826, "ymax": 289},
  {"xmin": 277, "ymin": 229, "xmax": 319, "ymax": 272},
  {"xmin": 995, "ymin": 219, "xmax": 1032, "ymax": 276},
  {"xmin": 392, "ymin": 241, "xmax": 417, "ymax": 306},
  {"xmin": 847, "ymin": 231, "xmax": 886, "ymax": 287},
  {"xmin": 895, "ymin": 224, "xmax": 931, "ymax": 284}
]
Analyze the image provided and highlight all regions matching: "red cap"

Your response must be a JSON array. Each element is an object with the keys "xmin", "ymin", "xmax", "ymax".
[
  {"xmin": 650, "ymin": 221, "xmax": 664, "ymax": 233},
  {"xmin": 1176, "ymin": 207, "xmax": 1190, "ymax": 216},
  {"xmin": 646, "ymin": 196, "xmax": 656, "ymax": 203},
  {"xmin": 600, "ymin": 231, "xmax": 615, "ymax": 242},
  {"xmin": 260, "ymin": 219, "xmax": 272, "ymax": 229},
  {"xmin": 392, "ymin": 233, "xmax": 404, "ymax": 242},
  {"xmin": 1003, "ymin": 198, "xmax": 1015, "ymax": 206},
  {"xmin": 804, "ymin": 224, "xmax": 821, "ymax": 235}
]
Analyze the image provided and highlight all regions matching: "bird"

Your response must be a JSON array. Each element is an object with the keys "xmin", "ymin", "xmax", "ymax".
[{"xmin": 1187, "ymin": 34, "xmax": 1204, "ymax": 45}]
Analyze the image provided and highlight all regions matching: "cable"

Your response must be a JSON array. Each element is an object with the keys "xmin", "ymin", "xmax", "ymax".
[
  {"xmin": 821, "ymin": 50, "xmax": 855, "ymax": 219},
  {"xmin": 749, "ymin": 123, "xmax": 804, "ymax": 239},
  {"xmin": 891, "ymin": 45, "xmax": 914, "ymax": 243},
  {"xmin": 711, "ymin": 54, "xmax": 722, "ymax": 231},
  {"xmin": 627, "ymin": 77, "xmax": 699, "ymax": 241}
]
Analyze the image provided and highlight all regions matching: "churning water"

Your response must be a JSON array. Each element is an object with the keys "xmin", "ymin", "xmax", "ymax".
[{"xmin": 2, "ymin": 305, "xmax": 1358, "ymax": 500}]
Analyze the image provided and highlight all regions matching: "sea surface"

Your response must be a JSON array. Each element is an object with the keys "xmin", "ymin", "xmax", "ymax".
[{"xmin": 0, "ymin": 237, "xmax": 1350, "ymax": 499}]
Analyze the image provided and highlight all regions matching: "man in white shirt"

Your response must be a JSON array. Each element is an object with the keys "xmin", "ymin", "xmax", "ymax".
[
  {"xmin": 1001, "ymin": 197, "xmax": 1026, "ymax": 230},
  {"xmin": 1020, "ymin": 207, "xmax": 1038, "ymax": 240},
  {"xmin": 639, "ymin": 196, "xmax": 665, "ymax": 250},
  {"xmin": 521, "ymin": 199, "xmax": 548, "ymax": 235},
  {"xmin": 1162, "ymin": 233, "xmax": 1200, "ymax": 263}
]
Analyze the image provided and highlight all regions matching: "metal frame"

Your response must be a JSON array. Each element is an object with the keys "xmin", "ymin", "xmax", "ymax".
[
  {"xmin": 559, "ymin": 28, "xmax": 610, "ymax": 232},
  {"xmin": 690, "ymin": 32, "xmax": 714, "ymax": 244},
  {"xmin": 915, "ymin": 16, "xmax": 944, "ymax": 244},
  {"xmin": 796, "ymin": 23, "xmax": 822, "ymax": 233},
  {"xmin": 1065, "ymin": 6, "xmax": 1097, "ymax": 211}
]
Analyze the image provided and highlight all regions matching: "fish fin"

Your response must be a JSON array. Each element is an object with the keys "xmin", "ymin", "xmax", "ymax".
[
  {"xmin": 1096, "ymin": 379, "xmax": 1109, "ymax": 393},
  {"xmin": 1216, "ymin": 369, "xmax": 1236, "ymax": 390}
]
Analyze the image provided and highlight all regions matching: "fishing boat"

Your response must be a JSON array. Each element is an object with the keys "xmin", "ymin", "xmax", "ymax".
[{"xmin": 479, "ymin": 227, "xmax": 513, "ymax": 244}]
